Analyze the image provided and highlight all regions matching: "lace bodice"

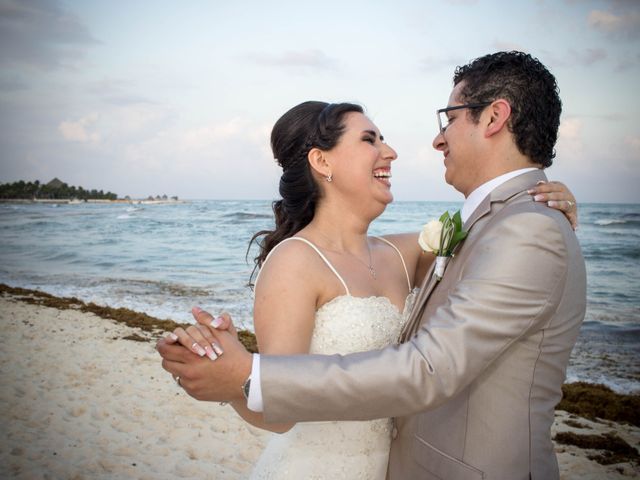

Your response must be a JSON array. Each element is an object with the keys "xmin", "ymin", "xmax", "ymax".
[
  {"xmin": 310, "ymin": 293, "xmax": 415, "ymax": 355},
  {"xmin": 250, "ymin": 292, "xmax": 415, "ymax": 480},
  {"xmin": 250, "ymin": 237, "xmax": 415, "ymax": 480}
]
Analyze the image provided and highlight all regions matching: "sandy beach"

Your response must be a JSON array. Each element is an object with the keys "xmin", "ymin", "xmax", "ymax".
[{"xmin": 1, "ymin": 290, "xmax": 638, "ymax": 479}]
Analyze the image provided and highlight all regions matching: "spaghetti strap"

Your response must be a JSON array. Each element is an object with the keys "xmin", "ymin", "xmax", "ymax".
[
  {"xmin": 255, "ymin": 237, "xmax": 350, "ymax": 295},
  {"xmin": 373, "ymin": 236, "xmax": 412, "ymax": 292}
]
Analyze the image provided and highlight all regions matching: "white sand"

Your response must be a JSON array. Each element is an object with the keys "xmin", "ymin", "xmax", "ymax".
[
  {"xmin": 553, "ymin": 411, "xmax": 639, "ymax": 479},
  {"xmin": 0, "ymin": 296, "xmax": 638, "ymax": 479},
  {"xmin": 0, "ymin": 296, "xmax": 268, "ymax": 479}
]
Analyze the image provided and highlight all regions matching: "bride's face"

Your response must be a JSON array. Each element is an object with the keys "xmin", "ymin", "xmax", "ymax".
[{"xmin": 323, "ymin": 112, "xmax": 398, "ymax": 210}]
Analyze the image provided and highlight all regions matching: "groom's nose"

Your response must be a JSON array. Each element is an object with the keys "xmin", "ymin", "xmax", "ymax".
[{"xmin": 433, "ymin": 131, "xmax": 446, "ymax": 152}]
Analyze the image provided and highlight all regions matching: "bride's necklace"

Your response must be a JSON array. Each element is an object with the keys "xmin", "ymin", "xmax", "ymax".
[
  {"xmin": 314, "ymin": 233, "xmax": 376, "ymax": 279},
  {"xmin": 354, "ymin": 242, "xmax": 376, "ymax": 279}
]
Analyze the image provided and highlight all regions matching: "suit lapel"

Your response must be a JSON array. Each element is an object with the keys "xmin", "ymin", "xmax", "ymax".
[
  {"xmin": 463, "ymin": 193, "xmax": 491, "ymax": 232},
  {"xmin": 400, "ymin": 260, "xmax": 438, "ymax": 342},
  {"xmin": 400, "ymin": 169, "xmax": 549, "ymax": 343},
  {"xmin": 399, "ymin": 200, "xmax": 492, "ymax": 343}
]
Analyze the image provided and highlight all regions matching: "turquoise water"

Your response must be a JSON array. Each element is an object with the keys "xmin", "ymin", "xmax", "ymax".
[{"xmin": 0, "ymin": 200, "xmax": 638, "ymax": 393}]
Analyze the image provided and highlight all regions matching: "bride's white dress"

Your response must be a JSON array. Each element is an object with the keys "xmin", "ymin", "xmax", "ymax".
[{"xmin": 250, "ymin": 237, "xmax": 415, "ymax": 480}]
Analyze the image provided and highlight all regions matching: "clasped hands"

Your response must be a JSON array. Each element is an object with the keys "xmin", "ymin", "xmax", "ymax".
[{"xmin": 156, "ymin": 307, "xmax": 252, "ymax": 402}]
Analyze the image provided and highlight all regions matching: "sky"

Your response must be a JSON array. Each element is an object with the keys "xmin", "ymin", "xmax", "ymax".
[{"xmin": 0, "ymin": 0, "xmax": 639, "ymax": 202}]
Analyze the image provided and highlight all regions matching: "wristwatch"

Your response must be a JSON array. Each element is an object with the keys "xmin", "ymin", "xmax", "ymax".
[{"xmin": 242, "ymin": 375, "xmax": 251, "ymax": 400}]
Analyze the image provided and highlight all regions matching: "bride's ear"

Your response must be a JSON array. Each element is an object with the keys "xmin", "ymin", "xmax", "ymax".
[{"xmin": 308, "ymin": 148, "xmax": 332, "ymax": 179}]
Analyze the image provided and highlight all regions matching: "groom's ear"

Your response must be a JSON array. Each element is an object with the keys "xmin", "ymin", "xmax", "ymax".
[{"xmin": 484, "ymin": 99, "xmax": 511, "ymax": 138}]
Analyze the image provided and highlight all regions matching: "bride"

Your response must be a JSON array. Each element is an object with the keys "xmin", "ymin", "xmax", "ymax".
[{"xmin": 164, "ymin": 101, "xmax": 577, "ymax": 478}]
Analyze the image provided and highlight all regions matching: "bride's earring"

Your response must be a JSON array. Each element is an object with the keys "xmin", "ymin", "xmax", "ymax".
[{"xmin": 326, "ymin": 173, "xmax": 332, "ymax": 183}]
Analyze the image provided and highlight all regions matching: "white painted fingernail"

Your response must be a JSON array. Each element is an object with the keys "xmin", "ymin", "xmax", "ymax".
[
  {"xmin": 211, "ymin": 317, "xmax": 223, "ymax": 328},
  {"xmin": 205, "ymin": 347, "xmax": 218, "ymax": 361},
  {"xmin": 192, "ymin": 343, "xmax": 206, "ymax": 356},
  {"xmin": 168, "ymin": 332, "xmax": 178, "ymax": 341},
  {"xmin": 527, "ymin": 189, "xmax": 535, "ymax": 194},
  {"xmin": 548, "ymin": 200, "xmax": 559, "ymax": 207},
  {"xmin": 212, "ymin": 343, "xmax": 224, "ymax": 356},
  {"xmin": 534, "ymin": 194, "xmax": 544, "ymax": 201},
  {"xmin": 536, "ymin": 180, "xmax": 546, "ymax": 185}
]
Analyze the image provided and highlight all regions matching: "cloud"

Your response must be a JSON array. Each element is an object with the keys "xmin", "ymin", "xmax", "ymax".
[
  {"xmin": 588, "ymin": 9, "xmax": 640, "ymax": 39},
  {"xmin": 541, "ymin": 47, "xmax": 607, "ymax": 68},
  {"xmin": 575, "ymin": 48, "xmax": 607, "ymax": 65},
  {"xmin": 0, "ymin": 0, "xmax": 99, "ymax": 70},
  {"xmin": 116, "ymin": 117, "xmax": 277, "ymax": 198},
  {"xmin": 420, "ymin": 55, "xmax": 467, "ymax": 72},
  {"xmin": 591, "ymin": 113, "xmax": 626, "ymax": 122},
  {"xmin": 0, "ymin": 74, "xmax": 28, "ymax": 91},
  {"xmin": 86, "ymin": 78, "xmax": 158, "ymax": 106},
  {"xmin": 556, "ymin": 117, "xmax": 584, "ymax": 160},
  {"xmin": 559, "ymin": 117, "xmax": 582, "ymax": 141},
  {"xmin": 80, "ymin": 103, "xmax": 176, "ymax": 140},
  {"xmin": 625, "ymin": 134, "xmax": 640, "ymax": 152},
  {"xmin": 58, "ymin": 113, "xmax": 100, "ymax": 142},
  {"xmin": 614, "ymin": 52, "xmax": 640, "ymax": 72},
  {"xmin": 491, "ymin": 41, "xmax": 527, "ymax": 52},
  {"xmin": 182, "ymin": 119, "xmax": 249, "ymax": 151},
  {"xmin": 244, "ymin": 49, "xmax": 339, "ymax": 72}
]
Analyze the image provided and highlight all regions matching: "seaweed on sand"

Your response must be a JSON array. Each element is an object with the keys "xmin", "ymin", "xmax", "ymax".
[
  {"xmin": 559, "ymin": 382, "xmax": 640, "ymax": 427},
  {"xmin": 554, "ymin": 431, "xmax": 639, "ymax": 466},
  {"xmin": 0, "ymin": 283, "xmax": 259, "ymax": 352}
]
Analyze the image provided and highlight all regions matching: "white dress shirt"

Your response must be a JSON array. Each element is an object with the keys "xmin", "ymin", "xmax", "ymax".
[
  {"xmin": 461, "ymin": 168, "xmax": 538, "ymax": 222},
  {"xmin": 247, "ymin": 167, "xmax": 540, "ymax": 412}
]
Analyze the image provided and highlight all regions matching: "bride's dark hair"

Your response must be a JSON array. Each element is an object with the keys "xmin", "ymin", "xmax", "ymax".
[{"xmin": 248, "ymin": 100, "xmax": 364, "ymax": 285}]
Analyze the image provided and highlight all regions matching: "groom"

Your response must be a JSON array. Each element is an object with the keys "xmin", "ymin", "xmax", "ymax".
[{"xmin": 159, "ymin": 51, "xmax": 586, "ymax": 479}]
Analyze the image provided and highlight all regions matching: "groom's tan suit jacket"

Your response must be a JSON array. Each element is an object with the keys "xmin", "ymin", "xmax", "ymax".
[{"xmin": 261, "ymin": 170, "xmax": 587, "ymax": 480}]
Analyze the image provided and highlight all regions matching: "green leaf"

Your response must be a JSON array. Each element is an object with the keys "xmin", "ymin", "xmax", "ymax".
[
  {"xmin": 453, "ymin": 210, "xmax": 463, "ymax": 231},
  {"xmin": 439, "ymin": 211, "xmax": 450, "ymax": 223},
  {"xmin": 451, "ymin": 231, "xmax": 468, "ymax": 245}
]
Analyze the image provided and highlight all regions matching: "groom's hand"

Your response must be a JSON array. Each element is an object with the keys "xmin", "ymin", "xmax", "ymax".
[{"xmin": 157, "ymin": 310, "xmax": 252, "ymax": 402}]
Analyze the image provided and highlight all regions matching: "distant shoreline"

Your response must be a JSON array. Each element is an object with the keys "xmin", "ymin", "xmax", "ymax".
[{"xmin": 0, "ymin": 198, "xmax": 187, "ymax": 205}]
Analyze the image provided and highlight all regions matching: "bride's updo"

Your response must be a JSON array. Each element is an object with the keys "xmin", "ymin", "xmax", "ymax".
[{"xmin": 249, "ymin": 100, "xmax": 363, "ymax": 283}]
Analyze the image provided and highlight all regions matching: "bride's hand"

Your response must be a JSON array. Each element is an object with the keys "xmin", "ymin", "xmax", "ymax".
[
  {"xmin": 528, "ymin": 180, "xmax": 578, "ymax": 230},
  {"xmin": 163, "ymin": 308, "xmax": 236, "ymax": 361},
  {"xmin": 191, "ymin": 307, "xmax": 238, "ymax": 339}
]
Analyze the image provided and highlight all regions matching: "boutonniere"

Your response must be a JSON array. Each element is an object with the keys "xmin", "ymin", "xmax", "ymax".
[{"xmin": 418, "ymin": 210, "xmax": 468, "ymax": 281}]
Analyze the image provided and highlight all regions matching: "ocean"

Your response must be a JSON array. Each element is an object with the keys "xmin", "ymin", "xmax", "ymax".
[{"xmin": 0, "ymin": 200, "xmax": 638, "ymax": 394}]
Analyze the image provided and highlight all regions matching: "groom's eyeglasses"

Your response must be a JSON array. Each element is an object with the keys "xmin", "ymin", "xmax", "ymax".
[{"xmin": 436, "ymin": 102, "xmax": 491, "ymax": 134}]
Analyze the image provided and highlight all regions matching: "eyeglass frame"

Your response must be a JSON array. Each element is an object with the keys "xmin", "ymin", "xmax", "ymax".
[{"xmin": 436, "ymin": 102, "xmax": 492, "ymax": 134}]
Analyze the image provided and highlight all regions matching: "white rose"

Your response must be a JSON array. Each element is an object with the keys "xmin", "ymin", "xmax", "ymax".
[{"xmin": 418, "ymin": 220, "xmax": 442, "ymax": 253}]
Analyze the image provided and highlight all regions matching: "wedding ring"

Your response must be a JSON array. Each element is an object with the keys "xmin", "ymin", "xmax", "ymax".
[{"xmin": 567, "ymin": 200, "xmax": 575, "ymax": 208}]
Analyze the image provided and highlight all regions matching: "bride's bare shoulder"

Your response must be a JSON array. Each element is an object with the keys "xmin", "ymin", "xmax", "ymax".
[
  {"xmin": 255, "ymin": 238, "xmax": 329, "ymax": 290},
  {"xmin": 379, "ymin": 233, "xmax": 420, "ymax": 261}
]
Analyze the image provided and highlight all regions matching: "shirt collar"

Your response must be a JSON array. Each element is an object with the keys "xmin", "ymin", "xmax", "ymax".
[{"xmin": 461, "ymin": 168, "xmax": 538, "ymax": 223}]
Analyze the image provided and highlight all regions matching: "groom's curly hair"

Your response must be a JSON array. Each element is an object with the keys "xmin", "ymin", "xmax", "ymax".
[{"xmin": 453, "ymin": 51, "xmax": 561, "ymax": 168}]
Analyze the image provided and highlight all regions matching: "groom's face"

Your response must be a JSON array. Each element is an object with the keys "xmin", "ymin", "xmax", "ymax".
[{"xmin": 432, "ymin": 81, "xmax": 486, "ymax": 197}]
